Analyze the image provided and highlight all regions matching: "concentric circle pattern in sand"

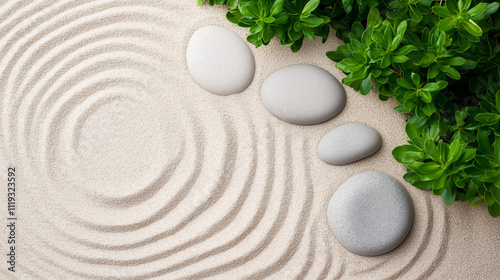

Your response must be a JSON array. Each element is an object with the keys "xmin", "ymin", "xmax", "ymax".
[{"xmin": 0, "ymin": 1, "xmax": 455, "ymax": 279}]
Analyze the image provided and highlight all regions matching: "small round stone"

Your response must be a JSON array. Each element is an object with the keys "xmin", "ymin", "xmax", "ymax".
[
  {"xmin": 327, "ymin": 171, "xmax": 414, "ymax": 256},
  {"xmin": 186, "ymin": 26, "xmax": 255, "ymax": 95},
  {"xmin": 261, "ymin": 64, "xmax": 346, "ymax": 125},
  {"xmin": 318, "ymin": 123, "xmax": 382, "ymax": 165}
]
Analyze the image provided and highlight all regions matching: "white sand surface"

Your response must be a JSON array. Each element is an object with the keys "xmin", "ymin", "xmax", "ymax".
[{"xmin": 0, "ymin": 1, "xmax": 499, "ymax": 279}]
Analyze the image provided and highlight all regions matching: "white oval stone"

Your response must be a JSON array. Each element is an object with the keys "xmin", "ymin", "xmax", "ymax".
[
  {"xmin": 261, "ymin": 64, "xmax": 346, "ymax": 125},
  {"xmin": 186, "ymin": 26, "xmax": 255, "ymax": 95},
  {"xmin": 318, "ymin": 123, "xmax": 381, "ymax": 165},
  {"xmin": 327, "ymin": 171, "xmax": 414, "ymax": 256}
]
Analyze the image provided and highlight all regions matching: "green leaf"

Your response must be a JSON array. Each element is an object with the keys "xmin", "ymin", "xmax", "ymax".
[
  {"xmin": 302, "ymin": 26, "xmax": 315, "ymax": 40},
  {"xmin": 462, "ymin": 19, "xmax": 482, "ymax": 36},
  {"xmin": 414, "ymin": 180, "xmax": 434, "ymax": 190},
  {"xmin": 447, "ymin": 140, "xmax": 462, "ymax": 164},
  {"xmin": 380, "ymin": 54, "xmax": 392, "ymax": 68},
  {"xmin": 462, "ymin": 0, "xmax": 473, "ymax": 11},
  {"xmin": 420, "ymin": 165, "xmax": 446, "ymax": 181},
  {"xmin": 227, "ymin": 0, "xmax": 238, "ymax": 9},
  {"xmin": 389, "ymin": 0, "xmax": 407, "ymax": 9},
  {"xmin": 442, "ymin": 180, "xmax": 457, "ymax": 205},
  {"xmin": 360, "ymin": 74, "xmax": 373, "ymax": 95},
  {"xmin": 383, "ymin": 24, "xmax": 394, "ymax": 48},
  {"xmin": 302, "ymin": 0, "xmax": 320, "ymax": 14},
  {"xmin": 477, "ymin": 130, "xmax": 492, "ymax": 155},
  {"xmin": 397, "ymin": 78, "xmax": 414, "ymax": 89},
  {"xmin": 420, "ymin": 91, "xmax": 432, "ymax": 103},
  {"xmin": 424, "ymin": 139, "xmax": 440, "ymax": 161},
  {"xmin": 226, "ymin": 10, "xmax": 243, "ymax": 23},
  {"xmin": 439, "ymin": 141, "xmax": 449, "ymax": 163},
  {"xmin": 393, "ymin": 55, "xmax": 409, "ymax": 63},
  {"xmin": 290, "ymin": 38, "xmax": 303, "ymax": 52},
  {"xmin": 250, "ymin": 23, "xmax": 264, "ymax": 34},
  {"xmin": 463, "ymin": 182, "xmax": 477, "ymax": 200},
  {"xmin": 391, "ymin": 35, "xmax": 403, "ymax": 50},
  {"xmin": 403, "ymin": 172, "xmax": 421, "ymax": 184},
  {"xmin": 301, "ymin": 16, "xmax": 324, "ymax": 27},
  {"xmin": 458, "ymin": 148, "xmax": 476, "ymax": 164},
  {"xmin": 435, "ymin": 80, "xmax": 448, "ymax": 90},
  {"xmin": 432, "ymin": 5, "xmax": 452, "ymax": 17},
  {"xmin": 433, "ymin": 175, "xmax": 448, "ymax": 190},
  {"xmin": 419, "ymin": 161, "xmax": 441, "ymax": 173},
  {"xmin": 393, "ymin": 145, "xmax": 421, "ymax": 163},
  {"xmin": 427, "ymin": 64, "xmax": 440, "ymax": 79},
  {"xmin": 403, "ymin": 151, "xmax": 424, "ymax": 163},
  {"xmin": 406, "ymin": 122, "xmax": 422, "ymax": 146},
  {"xmin": 443, "ymin": 57, "xmax": 466, "ymax": 66},
  {"xmin": 419, "ymin": 54, "xmax": 435, "ymax": 68},
  {"xmin": 372, "ymin": 30, "xmax": 385, "ymax": 45},
  {"xmin": 491, "ymin": 187, "xmax": 500, "ymax": 205},
  {"xmin": 396, "ymin": 20, "xmax": 407, "ymax": 36},
  {"xmin": 239, "ymin": 3, "xmax": 259, "ymax": 18},
  {"xmin": 475, "ymin": 113, "xmax": 500, "ymax": 125},
  {"xmin": 469, "ymin": 196, "xmax": 484, "ymax": 207},
  {"xmin": 274, "ymin": 12, "xmax": 288, "ymax": 24},
  {"xmin": 262, "ymin": 25, "xmax": 274, "ymax": 43},
  {"xmin": 270, "ymin": 0, "xmax": 284, "ymax": 15},
  {"xmin": 429, "ymin": 118, "xmax": 441, "ymax": 139},
  {"xmin": 293, "ymin": 20, "xmax": 302, "ymax": 31},
  {"xmin": 487, "ymin": 202, "xmax": 500, "ymax": 217},
  {"xmin": 439, "ymin": 17, "xmax": 457, "ymax": 31},
  {"xmin": 263, "ymin": 16, "xmax": 275, "ymax": 23},
  {"xmin": 394, "ymin": 104, "xmax": 411, "ymax": 113},
  {"xmin": 466, "ymin": 3, "xmax": 486, "ymax": 17},
  {"xmin": 411, "ymin": 72, "xmax": 421, "ymax": 87},
  {"xmin": 485, "ymin": 191, "xmax": 495, "ymax": 206},
  {"xmin": 443, "ymin": 67, "xmax": 461, "ymax": 80},
  {"xmin": 246, "ymin": 33, "xmax": 262, "ymax": 46},
  {"xmin": 361, "ymin": 28, "xmax": 373, "ymax": 48},
  {"xmin": 409, "ymin": 5, "xmax": 423, "ymax": 22},
  {"xmin": 367, "ymin": 7, "xmax": 381, "ymax": 28},
  {"xmin": 393, "ymin": 45, "xmax": 417, "ymax": 55},
  {"xmin": 474, "ymin": 2, "xmax": 500, "ymax": 21},
  {"xmin": 422, "ymin": 83, "xmax": 440, "ymax": 92}
]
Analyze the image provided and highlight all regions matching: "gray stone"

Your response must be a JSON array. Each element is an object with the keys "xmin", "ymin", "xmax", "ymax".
[
  {"xmin": 317, "ymin": 123, "xmax": 382, "ymax": 165},
  {"xmin": 261, "ymin": 64, "xmax": 346, "ymax": 125},
  {"xmin": 186, "ymin": 26, "xmax": 255, "ymax": 95},
  {"xmin": 327, "ymin": 171, "xmax": 414, "ymax": 256}
]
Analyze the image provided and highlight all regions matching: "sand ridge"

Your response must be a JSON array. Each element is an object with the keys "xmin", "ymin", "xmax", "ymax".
[{"xmin": 0, "ymin": 1, "xmax": 499, "ymax": 279}]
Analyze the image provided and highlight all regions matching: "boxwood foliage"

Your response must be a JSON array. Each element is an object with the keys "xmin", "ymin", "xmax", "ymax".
[{"xmin": 197, "ymin": 0, "xmax": 500, "ymax": 217}]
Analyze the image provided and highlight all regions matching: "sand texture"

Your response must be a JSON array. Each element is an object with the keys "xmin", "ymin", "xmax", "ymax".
[{"xmin": 1, "ymin": 1, "xmax": 499, "ymax": 279}]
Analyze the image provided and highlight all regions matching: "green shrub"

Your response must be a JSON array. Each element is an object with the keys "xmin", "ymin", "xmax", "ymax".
[{"xmin": 196, "ymin": 0, "xmax": 500, "ymax": 216}]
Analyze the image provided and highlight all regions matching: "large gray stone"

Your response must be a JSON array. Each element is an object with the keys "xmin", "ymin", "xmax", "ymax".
[
  {"xmin": 327, "ymin": 171, "xmax": 414, "ymax": 256},
  {"xmin": 261, "ymin": 64, "xmax": 346, "ymax": 125},
  {"xmin": 318, "ymin": 123, "xmax": 382, "ymax": 165},
  {"xmin": 186, "ymin": 26, "xmax": 255, "ymax": 95}
]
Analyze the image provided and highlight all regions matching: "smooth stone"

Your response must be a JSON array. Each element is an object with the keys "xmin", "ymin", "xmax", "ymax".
[
  {"xmin": 327, "ymin": 171, "xmax": 414, "ymax": 256},
  {"xmin": 317, "ymin": 123, "xmax": 382, "ymax": 165},
  {"xmin": 186, "ymin": 26, "xmax": 255, "ymax": 95},
  {"xmin": 261, "ymin": 64, "xmax": 346, "ymax": 125}
]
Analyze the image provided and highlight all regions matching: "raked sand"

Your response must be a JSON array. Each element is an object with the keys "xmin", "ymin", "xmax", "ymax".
[{"xmin": 0, "ymin": 1, "xmax": 499, "ymax": 279}]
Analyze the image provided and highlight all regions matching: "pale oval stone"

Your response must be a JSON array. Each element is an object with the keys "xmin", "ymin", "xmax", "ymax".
[
  {"xmin": 186, "ymin": 26, "xmax": 255, "ymax": 95},
  {"xmin": 318, "ymin": 123, "xmax": 382, "ymax": 165},
  {"xmin": 327, "ymin": 171, "xmax": 414, "ymax": 256},
  {"xmin": 261, "ymin": 64, "xmax": 346, "ymax": 125}
]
